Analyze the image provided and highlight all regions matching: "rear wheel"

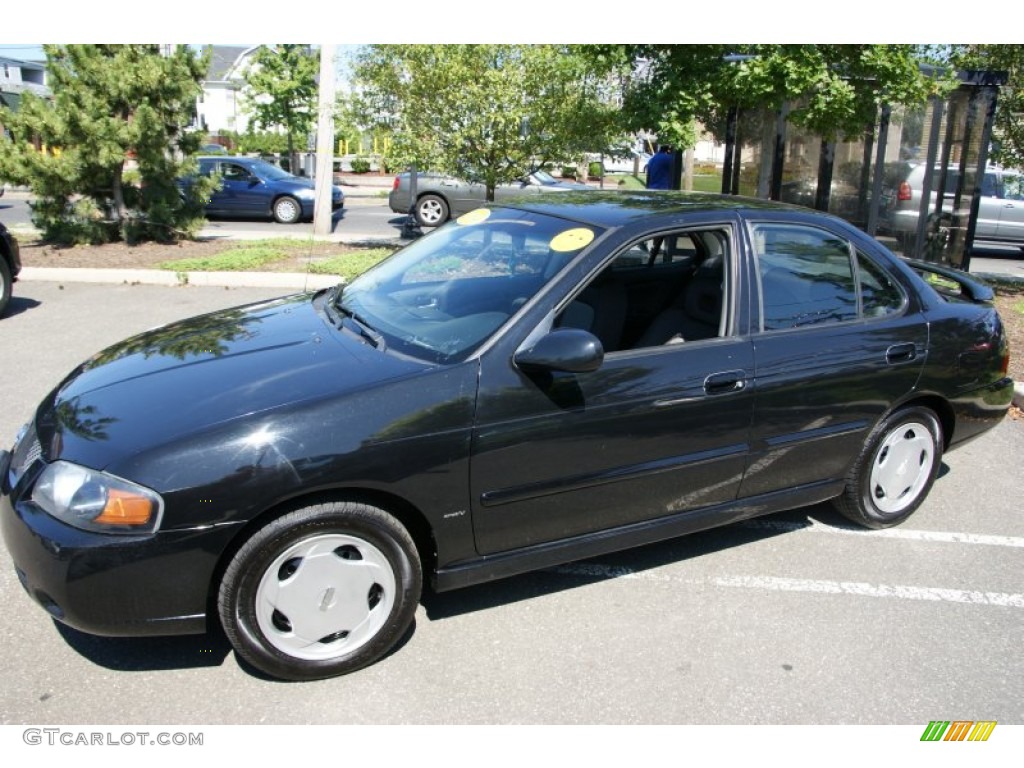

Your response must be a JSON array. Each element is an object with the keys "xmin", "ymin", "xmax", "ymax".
[
  {"xmin": 833, "ymin": 406, "xmax": 943, "ymax": 529},
  {"xmin": 218, "ymin": 501, "xmax": 421, "ymax": 681},
  {"xmin": 414, "ymin": 194, "xmax": 449, "ymax": 227}
]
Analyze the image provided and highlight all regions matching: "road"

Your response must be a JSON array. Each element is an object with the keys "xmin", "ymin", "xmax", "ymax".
[
  {"xmin": 5, "ymin": 191, "xmax": 1024, "ymax": 279},
  {"xmin": 0, "ymin": 279, "xmax": 1022, "ymax": 736},
  {"xmin": 0, "ymin": 189, "xmax": 407, "ymax": 242}
]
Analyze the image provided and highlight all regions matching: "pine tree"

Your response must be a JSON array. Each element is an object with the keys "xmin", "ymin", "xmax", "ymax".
[{"xmin": 0, "ymin": 44, "xmax": 215, "ymax": 244}]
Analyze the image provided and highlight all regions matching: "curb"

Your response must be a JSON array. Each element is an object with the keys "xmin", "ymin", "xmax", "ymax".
[{"xmin": 20, "ymin": 266, "xmax": 340, "ymax": 291}]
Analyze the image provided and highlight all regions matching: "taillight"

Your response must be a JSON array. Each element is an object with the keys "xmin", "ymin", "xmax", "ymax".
[
  {"xmin": 392, "ymin": 176, "xmax": 401, "ymax": 191},
  {"xmin": 897, "ymin": 181, "xmax": 912, "ymax": 201}
]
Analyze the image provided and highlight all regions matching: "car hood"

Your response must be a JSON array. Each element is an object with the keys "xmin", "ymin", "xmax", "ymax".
[{"xmin": 36, "ymin": 293, "xmax": 426, "ymax": 470}]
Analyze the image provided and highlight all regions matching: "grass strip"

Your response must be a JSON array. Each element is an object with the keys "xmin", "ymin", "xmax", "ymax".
[{"xmin": 159, "ymin": 243, "xmax": 291, "ymax": 272}]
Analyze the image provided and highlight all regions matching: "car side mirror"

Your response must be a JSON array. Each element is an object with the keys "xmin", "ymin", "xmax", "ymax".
[{"xmin": 514, "ymin": 328, "xmax": 604, "ymax": 374}]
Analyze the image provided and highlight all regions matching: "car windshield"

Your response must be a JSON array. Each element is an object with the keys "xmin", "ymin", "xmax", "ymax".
[
  {"xmin": 532, "ymin": 170, "xmax": 560, "ymax": 185},
  {"xmin": 335, "ymin": 208, "xmax": 602, "ymax": 363},
  {"xmin": 247, "ymin": 160, "xmax": 295, "ymax": 181}
]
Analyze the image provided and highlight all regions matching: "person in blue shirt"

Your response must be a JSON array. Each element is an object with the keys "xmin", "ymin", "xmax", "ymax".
[{"xmin": 646, "ymin": 145, "xmax": 674, "ymax": 190}]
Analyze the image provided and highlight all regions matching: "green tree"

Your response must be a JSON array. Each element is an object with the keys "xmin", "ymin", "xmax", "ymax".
[
  {"xmin": 950, "ymin": 45, "xmax": 1024, "ymax": 168},
  {"xmin": 243, "ymin": 44, "xmax": 319, "ymax": 172},
  {"xmin": 352, "ymin": 44, "xmax": 624, "ymax": 200},
  {"xmin": 606, "ymin": 44, "xmax": 945, "ymax": 144},
  {"xmin": 0, "ymin": 44, "xmax": 213, "ymax": 244}
]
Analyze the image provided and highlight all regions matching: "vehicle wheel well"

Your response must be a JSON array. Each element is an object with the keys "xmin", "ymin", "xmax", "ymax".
[
  {"xmin": 893, "ymin": 394, "xmax": 955, "ymax": 450},
  {"xmin": 206, "ymin": 488, "xmax": 437, "ymax": 627}
]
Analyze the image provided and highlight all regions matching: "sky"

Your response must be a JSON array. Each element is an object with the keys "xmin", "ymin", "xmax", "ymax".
[{"xmin": 5, "ymin": 1, "xmax": 1018, "ymax": 47}]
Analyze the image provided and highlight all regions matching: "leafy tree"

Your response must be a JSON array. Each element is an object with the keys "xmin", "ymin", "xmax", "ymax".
[
  {"xmin": 0, "ymin": 44, "xmax": 213, "ymax": 244},
  {"xmin": 352, "ymin": 44, "xmax": 624, "ymax": 200},
  {"xmin": 243, "ymin": 45, "xmax": 319, "ymax": 172},
  {"xmin": 603, "ymin": 44, "xmax": 945, "ymax": 145},
  {"xmin": 950, "ymin": 45, "xmax": 1024, "ymax": 168}
]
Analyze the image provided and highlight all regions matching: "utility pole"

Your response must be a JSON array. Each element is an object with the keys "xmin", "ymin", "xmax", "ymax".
[{"xmin": 313, "ymin": 44, "xmax": 336, "ymax": 236}]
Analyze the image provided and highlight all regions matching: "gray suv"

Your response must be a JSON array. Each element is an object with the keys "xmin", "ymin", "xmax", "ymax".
[{"xmin": 882, "ymin": 163, "xmax": 1024, "ymax": 253}]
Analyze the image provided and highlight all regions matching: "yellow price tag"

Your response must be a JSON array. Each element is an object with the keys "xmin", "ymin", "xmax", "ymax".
[
  {"xmin": 550, "ymin": 228, "xmax": 595, "ymax": 252},
  {"xmin": 457, "ymin": 208, "xmax": 492, "ymax": 225}
]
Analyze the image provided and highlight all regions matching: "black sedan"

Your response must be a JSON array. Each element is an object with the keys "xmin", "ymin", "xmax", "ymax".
[
  {"xmin": 0, "ymin": 193, "xmax": 1014, "ymax": 681},
  {"xmin": 0, "ymin": 221, "xmax": 22, "ymax": 317}
]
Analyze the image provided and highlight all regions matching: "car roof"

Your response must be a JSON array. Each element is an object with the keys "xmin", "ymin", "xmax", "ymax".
[
  {"xmin": 196, "ymin": 155, "xmax": 259, "ymax": 163},
  {"xmin": 495, "ymin": 191, "xmax": 808, "ymax": 229}
]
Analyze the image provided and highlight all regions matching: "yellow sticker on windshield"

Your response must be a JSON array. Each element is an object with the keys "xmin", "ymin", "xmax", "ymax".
[
  {"xmin": 457, "ymin": 208, "xmax": 491, "ymax": 226},
  {"xmin": 550, "ymin": 228, "xmax": 595, "ymax": 252}
]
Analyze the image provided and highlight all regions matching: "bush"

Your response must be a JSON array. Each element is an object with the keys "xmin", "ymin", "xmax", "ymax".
[
  {"xmin": 31, "ymin": 197, "xmax": 116, "ymax": 246},
  {"xmin": 350, "ymin": 157, "xmax": 372, "ymax": 174},
  {"xmin": 588, "ymin": 162, "xmax": 603, "ymax": 179},
  {"xmin": 561, "ymin": 166, "xmax": 577, "ymax": 179}
]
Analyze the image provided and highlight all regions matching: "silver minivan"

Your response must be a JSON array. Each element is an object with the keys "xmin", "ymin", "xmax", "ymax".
[{"xmin": 883, "ymin": 163, "xmax": 1024, "ymax": 253}]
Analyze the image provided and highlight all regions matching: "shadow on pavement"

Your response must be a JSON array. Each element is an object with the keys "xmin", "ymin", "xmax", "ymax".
[
  {"xmin": 55, "ymin": 621, "xmax": 232, "ymax": 673},
  {"xmin": 2, "ymin": 295, "xmax": 42, "ymax": 318}
]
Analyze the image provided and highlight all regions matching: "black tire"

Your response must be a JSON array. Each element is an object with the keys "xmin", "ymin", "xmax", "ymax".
[
  {"xmin": 414, "ymin": 194, "xmax": 449, "ymax": 227},
  {"xmin": 832, "ymin": 406, "xmax": 943, "ymax": 529},
  {"xmin": 272, "ymin": 195, "xmax": 303, "ymax": 224},
  {"xmin": 218, "ymin": 501, "xmax": 422, "ymax": 681},
  {"xmin": 0, "ymin": 257, "xmax": 11, "ymax": 317}
]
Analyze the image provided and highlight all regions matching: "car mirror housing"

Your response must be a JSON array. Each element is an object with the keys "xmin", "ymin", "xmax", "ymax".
[{"xmin": 513, "ymin": 328, "xmax": 604, "ymax": 374}]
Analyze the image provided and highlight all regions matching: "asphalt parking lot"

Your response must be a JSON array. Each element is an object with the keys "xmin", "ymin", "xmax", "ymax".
[{"xmin": 0, "ymin": 279, "xmax": 1022, "ymax": 727}]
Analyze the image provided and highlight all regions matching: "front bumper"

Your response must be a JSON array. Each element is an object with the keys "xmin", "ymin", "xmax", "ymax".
[{"xmin": 1, "ymin": 451, "xmax": 238, "ymax": 637}]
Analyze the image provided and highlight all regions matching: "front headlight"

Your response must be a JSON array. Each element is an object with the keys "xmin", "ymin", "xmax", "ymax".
[{"xmin": 31, "ymin": 461, "xmax": 164, "ymax": 534}]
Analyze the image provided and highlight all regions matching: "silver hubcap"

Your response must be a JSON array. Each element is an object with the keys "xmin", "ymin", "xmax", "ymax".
[
  {"xmin": 277, "ymin": 200, "xmax": 299, "ymax": 222},
  {"xmin": 869, "ymin": 421, "xmax": 934, "ymax": 514},
  {"xmin": 418, "ymin": 199, "xmax": 445, "ymax": 224},
  {"xmin": 255, "ymin": 534, "xmax": 396, "ymax": 660}
]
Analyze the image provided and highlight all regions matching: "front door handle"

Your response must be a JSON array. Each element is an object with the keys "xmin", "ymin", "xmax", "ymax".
[
  {"xmin": 653, "ymin": 370, "xmax": 747, "ymax": 408},
  {"xmin": 886, "ymin": 343, "xmax": 917, "ymax": 364},
  {"xmin": 704, "ymin": 370, "xmax": 747, "ymax": 395}
]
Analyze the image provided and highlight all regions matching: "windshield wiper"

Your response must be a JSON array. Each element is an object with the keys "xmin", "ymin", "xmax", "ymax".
[{"xmin": 335, "ymin": 300, "xmax": 386, "ymax": 351}]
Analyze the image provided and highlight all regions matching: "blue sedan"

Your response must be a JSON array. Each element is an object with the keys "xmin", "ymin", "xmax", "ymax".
[{"xmin": 194, "ymin": 156, "xmax": 344, "ymax": 224}]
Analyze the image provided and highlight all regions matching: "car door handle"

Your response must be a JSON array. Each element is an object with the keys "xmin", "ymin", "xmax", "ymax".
[
  {"xmin": 652, "ymin": 370, "xmax": 746, "ymax": 408},
  {"xmin": 704, "ymin": 370, "xmax": 747, "ymax": 395},
  {"xmin": 886, "ymin": 343, "xmax": 917, "ymax": 364}
]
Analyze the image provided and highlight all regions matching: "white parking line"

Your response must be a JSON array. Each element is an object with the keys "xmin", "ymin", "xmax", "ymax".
[
  {"xmin": 738, "ymin": 518, "xmax": 1024, "ymax": 548},
  {"xmin": 549, "ymin": 565, "xmax": 1024, "ymax": 608}
]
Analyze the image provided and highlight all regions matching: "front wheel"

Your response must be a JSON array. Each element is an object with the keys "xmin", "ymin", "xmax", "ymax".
[
  {"xmin": 833, "ymin": 406, "xmax": 943, "ymax": 529},
  {"xmin": 273, "ymin": 195, "xmax": 303, "ymax": 224},
  {"xmin": 0, "ymin": 258, "xmax": 11, "ymax": 317},
  {"xmin": 218, "ymin": 501, "xmax": 422, "ymax": 681}
]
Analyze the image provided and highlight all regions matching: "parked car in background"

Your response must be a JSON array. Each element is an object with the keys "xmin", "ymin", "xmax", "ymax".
[
  {"xmin": 881, "ymin": 163, "xmax": 1024, "ymax": 253},
  {"xmin": 186, "ymin": 156, "xmax": 344, "ymax": 224},
  {"xmin": 599, "ymin": 151, "xmax": 652, "ymax": 175},
  {"xmin": 388, "ymin": 169, "xmax": 590, "ymax": 226},
  {"xmin": 0, "ymin": 221, "xmax": 22, "ymax": 317},
  {"xmin": 1, "ymin": 192, "xmax": 1013, "ymax": 681}
]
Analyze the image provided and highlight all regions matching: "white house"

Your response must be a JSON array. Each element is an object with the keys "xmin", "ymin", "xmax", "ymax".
[
  {"xmin": 0, "ymin": 55, "xmax": 50, "ymax": 112},
  {"xmin": 195, "ymin": 45, "xmax": 261, "ymax": 137}
]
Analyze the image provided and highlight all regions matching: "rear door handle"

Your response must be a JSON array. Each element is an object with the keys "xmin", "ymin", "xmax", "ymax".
[{"xmin": 886, "ymin": 343, "xmax": 917, "ymax": 364}]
